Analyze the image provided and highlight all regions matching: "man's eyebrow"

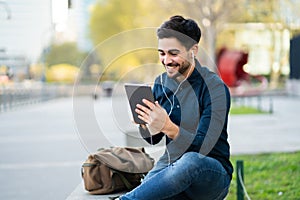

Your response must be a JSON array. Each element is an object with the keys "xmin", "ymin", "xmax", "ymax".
[{"xmin": 158, "ymin": 49, "xmax": 181, "ymax": 53}]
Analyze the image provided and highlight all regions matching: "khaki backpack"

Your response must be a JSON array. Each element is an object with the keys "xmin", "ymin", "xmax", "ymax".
[{"xmin": 81, "ymin": 147, "xmax": 154, "ymax": 195}]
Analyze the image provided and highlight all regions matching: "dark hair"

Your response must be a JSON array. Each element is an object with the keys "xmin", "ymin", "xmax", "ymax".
[{"xmin": 157, "ymin": 15, "xmax": 201, "ymax": 50}]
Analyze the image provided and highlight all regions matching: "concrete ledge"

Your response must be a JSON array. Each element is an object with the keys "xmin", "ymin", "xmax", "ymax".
[
  {"xmin": 66, "ymin": 182, "xmax": 125, "ymax": 200},
  {"xmin": 66, "ymin": 147, "xmax": 164, "ymax": 200}
]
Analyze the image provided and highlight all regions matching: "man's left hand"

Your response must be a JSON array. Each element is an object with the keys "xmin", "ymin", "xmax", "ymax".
[{"xmin": 135, "ymin": 99, "xmax": 168, "ymax": 135}]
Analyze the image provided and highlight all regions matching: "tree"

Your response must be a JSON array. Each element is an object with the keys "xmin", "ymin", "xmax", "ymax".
[
  {"xmin": 44, "ymin": 42, "xmax": 87, "ymax": 67},
  {"xmin": 46, "ymin": 63, "xmax": 79, "ymax": 83},
  {"xmin": 88, "ymin": 0, "xmax": 168, "ymax": 81}
]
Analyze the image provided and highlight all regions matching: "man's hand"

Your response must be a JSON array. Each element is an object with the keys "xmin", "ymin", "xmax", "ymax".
[
  {"xmin": 135, "ymin": 99, "xmax": 179, "ymax": 139},
  {"xmin": 135, "ymin": 99, "xmax": 167, "ymax": 135}
]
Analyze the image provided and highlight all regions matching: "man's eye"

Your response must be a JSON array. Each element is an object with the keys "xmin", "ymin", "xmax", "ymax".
[{"xmin": 169, "ymin": 50, "xmax": 180, "ymax": 56}]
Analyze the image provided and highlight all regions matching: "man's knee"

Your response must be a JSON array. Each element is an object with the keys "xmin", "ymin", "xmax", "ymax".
[
  {"xmin": 181, "ymin": 151, "xmax": 205, "ymax": 161},
  {"xmin": 177, "ymin": 152, "xmax": 212, "ymax": 171}
]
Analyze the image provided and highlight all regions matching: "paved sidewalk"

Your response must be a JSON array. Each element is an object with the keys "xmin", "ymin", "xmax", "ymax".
[
  {"xmin": 228, "ymin": 95, "xmax": 300, "ymax": 154},
  {"xmin": 67, "ymin": 94, "xmax": 300, "ymax": 200}
]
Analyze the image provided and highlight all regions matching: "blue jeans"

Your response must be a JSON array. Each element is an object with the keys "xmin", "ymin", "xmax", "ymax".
[{"xmin": 120, "ymin": 152, "xmax": 231, "ymax": 200}]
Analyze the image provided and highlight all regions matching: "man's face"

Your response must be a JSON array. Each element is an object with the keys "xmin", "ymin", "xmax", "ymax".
[{"xmin": 158, "ymin": 37, "xmax": 193, "ymax": 79}]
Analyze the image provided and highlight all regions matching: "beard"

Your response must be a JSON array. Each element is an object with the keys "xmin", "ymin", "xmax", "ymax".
[{"xmin": 164, "ymin": 60, "xmax": 192, "ymax": 79}]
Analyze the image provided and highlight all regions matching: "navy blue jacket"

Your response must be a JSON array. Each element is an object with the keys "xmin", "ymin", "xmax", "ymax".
[{"xmin": 140, "ymin": 60, "xmax": 233, "ymax": 178}]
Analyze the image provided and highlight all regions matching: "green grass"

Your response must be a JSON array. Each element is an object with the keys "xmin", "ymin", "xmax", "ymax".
[
  {"xmin": 226, "ymin": 151, "xmax": 300, "ymax": 200},
  {"xmin": 230, "ymin": 106, "xmax": 267, "ymax": 115}
]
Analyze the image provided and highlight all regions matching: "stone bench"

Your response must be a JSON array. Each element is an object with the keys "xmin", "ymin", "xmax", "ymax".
[{"xmin": 66, "ymin": 182, "xmax": 124, "ymax": 200}]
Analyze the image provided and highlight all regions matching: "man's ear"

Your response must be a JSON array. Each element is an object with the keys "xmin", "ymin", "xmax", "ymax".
[{"xmin": 191, "ymin": 44, "xmax": 199, "ymax": 57}]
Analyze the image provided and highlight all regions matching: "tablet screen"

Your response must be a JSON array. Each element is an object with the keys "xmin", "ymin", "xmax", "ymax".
[{"xmin": 124, "ymin": 83, "xmax": 155, "ymax": 124}]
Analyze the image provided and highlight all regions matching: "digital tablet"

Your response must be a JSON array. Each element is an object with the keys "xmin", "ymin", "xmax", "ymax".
[{"xmin": 124, "ymin": 83, "xmax": 155, "ymax": 124}]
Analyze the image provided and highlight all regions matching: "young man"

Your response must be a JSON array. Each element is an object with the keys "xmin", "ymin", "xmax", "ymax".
[{"xmin": 120, "ymin": 15, "xmax": 233, "ymax": 200}]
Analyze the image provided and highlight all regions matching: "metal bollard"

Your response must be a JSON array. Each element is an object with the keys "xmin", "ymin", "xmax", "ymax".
[{"xmin": 237, "ymin": 160, "xmax": 244, "ymax": 200}]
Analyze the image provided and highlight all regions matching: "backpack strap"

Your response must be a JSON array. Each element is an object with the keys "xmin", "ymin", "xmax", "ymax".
[{"xmin": 113, "ymin": 170, "xmax": 134, "ymax": 190}]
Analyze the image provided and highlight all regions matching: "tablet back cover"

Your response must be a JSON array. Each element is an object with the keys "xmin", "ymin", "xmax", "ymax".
[{"xmin": 124, "ymin": 84, "xmax": 154, "ymax": 124}]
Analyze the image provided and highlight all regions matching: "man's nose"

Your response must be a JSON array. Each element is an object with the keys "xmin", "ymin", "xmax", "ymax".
[{"xmin": 163, "ymin": 55, "xmax": 172, "ymax": 65}]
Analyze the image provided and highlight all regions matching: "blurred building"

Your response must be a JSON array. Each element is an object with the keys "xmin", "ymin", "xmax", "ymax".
[
  {"xmin": 69, "ymin": 0, "xmax": 96, "ymax": 52},
  {"xmin": 0, "ymin": 49, "xmax": 29, "ymax": 81},
  {"xmin": 0, "ymin": 0, "xmax": 97, "ymax": 82},
  {"xmin": 217, "ymin": 0, "xmax": 300, "ymax": 94},
  {"xmin": 52, "ymin": 0, "xmax": 96, "ymax": 52},
  {"xmin": 287, "ymin": 34, "xmax": 300, "ymax": 96},
  {"xmin": 218, "ymin": 23, "xmax": 290, "ymax": 77},
  {"xmin": 0, "ymin": 0, "xmax": 52, "ymax": 79}
]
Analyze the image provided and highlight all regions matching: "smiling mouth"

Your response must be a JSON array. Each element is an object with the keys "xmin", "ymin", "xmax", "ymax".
[
  {"xmin": 166, "ymin": 66, "xmax": 180, "ymax": 75},
  {"xmin": 166, "ymin": 66, "xmax": 178, "ymax": 72},
  {"xmin": 166, "ymin": 64, "xmax": 179, "ymax": 68}
]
